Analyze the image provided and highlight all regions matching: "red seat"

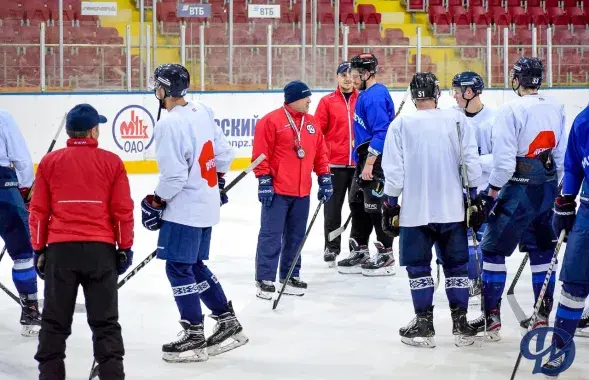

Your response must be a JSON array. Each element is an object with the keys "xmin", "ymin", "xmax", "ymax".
[
  {"xmin": 544, "ymin": 0, "xmax": 560, "ymax": 8},
  {"xmin": 563, "ymin": 0, "xmax": 580, "ymax": 8},
  {"xmin": 547, "ymin": 6, "xmax": 569, "ymax": 24},
  {"xmin": 568, "ymin": 7, "xmax": 588, "ymax": 25},
  {"xmin": 487, "ymin": 0, "xmax": 503, "ymax": 7},
  {"xmin": 449, "ymin": 6, "xmax": 471, "ymax": 25},
  {"xmin": 470, "ymin": 6, "xmax": 491, "ymax": 25},
  {"xmin": 16, "ymin": 26, "xmax": 40, "ymax": 43},
  {"xmin": 528, "ymin": 6, "xmax": 549, "ymax": 25},
  {"xmin": 339, "ymin": 3, "xmax": 359, "ymax": 24},
  {"xmin": 157, "ymin": 2, "xmax": 182, "ymax": 23},
  {"xmin": 408, "ymin": 0, "xmax": 426, "ymax": 11},
  {"xmin": 24, "ymin": 0, "xmax": 50, "ymax": 23},
  {"xmin": 467, "ymin": 0, "xmax": 484, "ymax": 6},
  {"xmin": 525, "ymin": 0, "xmax": 542, "ymax": 6},
  {"xmin": 510, "ymin": 6, "xmax": 531, "ymax": 25},
  {"xmin": 96, "ymin": 27, "xmax": 122, "ymax": 43},
  {"xmin": 448, "ymin": 0, "xmax": 464, "ymax": 7},
  {"xmin": 0, "ymin": 26, "xmax": 16, "ymax": 42},
  {"xmin": 428, "ymin": 0, "xmax": 444, "ymax": 6},
  {"xmin": 363, "ymin": 24, "xmax": 382, "ymax": 39},
  {"xmin": 0, "ymin": 2, "xmax": 25, "ymax": 21},
  {"xmin": 491, "ymin": 7, "xmax": 511, "ymax": 26},
  {"xmin": 506, "ymin": 0, "xmax": 523, "ymax": 7},
  {"xmin": 357, "ymin": 4, "xmax": 382, "ymax": 24},
  {"xmin": 318, "ymin": 2, "xmax": 335, "ymax": 24},
  {"xmin": 429, "ymin": 6, "xmax": 452, "ymax": 33}
]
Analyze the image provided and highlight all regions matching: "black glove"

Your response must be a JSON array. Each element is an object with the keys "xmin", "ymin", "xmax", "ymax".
[
  {"xmin": 117, "ymin": 249, "xmax": 133, "ymax": 275},
  {"xmin": 552, "ymin": 195, "xmax": 577, "ymax": 237},
  {"xmin": 34, "ymin": 249, "xmax": 46, "ymax": 280},
  {"xmin": 381, "ymin": 196, "xmax": 401, "ymax": 237},
  {"xmin": 141, "ymin": 194, "xmax": 166, "ymax": 231},
  {"xmin": 465, "ymin": 189, "xmax": 495, "ymax": 231},
  {"xmin": 218, "ymin": 173, "xmax": 228, "ymax": 206}
]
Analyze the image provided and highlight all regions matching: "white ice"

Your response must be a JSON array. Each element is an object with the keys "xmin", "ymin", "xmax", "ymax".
[{"xmin": 1, "ymin": 172, "xmax": 588, "ymax": 380}]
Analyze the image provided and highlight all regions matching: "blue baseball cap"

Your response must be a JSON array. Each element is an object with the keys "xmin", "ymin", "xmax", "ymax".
[
  {"xmin": 66, "ymin": 104, "xmax": 107, "ymax": 132},
  {"xmin": 337, "ymin": 61, "xmax": 351, "ymax": 74}
]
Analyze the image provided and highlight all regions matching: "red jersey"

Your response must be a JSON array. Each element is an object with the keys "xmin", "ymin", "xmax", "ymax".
[
  {"xmin": 29, "ymin": 138, "xmax": 134, "ymax": 251},
  {"xmin": 252, "ymin": 103, "xmax": 330, "ymax": 197}
]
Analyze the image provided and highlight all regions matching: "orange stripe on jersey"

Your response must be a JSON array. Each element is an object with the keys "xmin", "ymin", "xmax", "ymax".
[{"xmin": 525, "ymin": 131, "xmax": 556, "ymax": 158}]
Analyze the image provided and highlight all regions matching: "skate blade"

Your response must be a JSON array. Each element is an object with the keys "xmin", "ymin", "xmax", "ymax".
[
  {"xmin": 478, "ymin": 330, "xmax": 501, "ymax": 342},
  {"xmin": 361, "ymin": 266, "xmax": 396, "ymax": 277},
  {"xmin": 401, "ymin": 336, "xmax": 436, "ymax": 348},
  {"xmin": 256, "ymin": 289, "xmax": 274, "ymax": 300},
  {"xmin": 454, "ymin": 334, "xmax": 479, "ymax": 347},
  {"xmin": 575, "ymin": 328, "xmax": 589, "ymax": 338},
  {"xmin": 468, "ymin": 295, "xmax": 481, "ymax": 306},
  {"xmin": 281, "ymin": 285, "xmax": 306, "ymax": 296},
  {"xmin": 337, "ymin": 266, "xmax": 363, "ymax": 274},
  {"xmin": 162, "ymin": 348, "xmax": 208, "ymax": 363},
  {"xmin": 208, "ymin": 332, "xmax": 249, "ymax": 356},
  {"xmin": 21, "ymin": 324, "xmax": 40, "ymax": 337},
  {"xmin": 326, "ymin": 261, "xmax": 336, "ymax": 268}
]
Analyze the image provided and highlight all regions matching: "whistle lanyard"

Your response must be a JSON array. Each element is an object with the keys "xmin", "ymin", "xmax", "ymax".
[{"xmin": 283, "ymin": 106, "xmax": 306, "ymax": 159}]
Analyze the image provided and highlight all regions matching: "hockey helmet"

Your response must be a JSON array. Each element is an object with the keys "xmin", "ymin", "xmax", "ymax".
[
  {"xmin": 410, "ymin": 72, "xmax": 441, "ymax": 104},
  {"xmin": 452, "ymin": 71, "xmax": 484, "ymax": 99},
  {"xmin": 511, "ymin": 57, "xmax": 543, "ymax": 92},
  {"xmin": 150, "ymin": 63, "xmax": 190, "ymax": 98},
  {"xmin": 350, "ymin": 53, "xmax": 378, "ymax": 75}
]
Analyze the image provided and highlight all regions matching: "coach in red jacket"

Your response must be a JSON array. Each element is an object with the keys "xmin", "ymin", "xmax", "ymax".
[
  {"xmin": 314, "ymin": 61, "xmax": 359, "ymax": 266},
  {"xmin": 252, "ymin": 80, "xmax": 332, "ymax": 299},
  {"xmin": 29, "ymin": 104, "xmax": 134, "ymax": 380}
]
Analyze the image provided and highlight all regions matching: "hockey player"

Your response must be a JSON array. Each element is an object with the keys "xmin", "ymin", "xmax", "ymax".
[
  {"xmin": 314, "ymin": 61, "xmax": 359, "ymax": 266},
  {"xmin": 542, "ymin": 104, "xmax": 589, "ymax": 375},
  {"xmin": 0, "ymin": 109, "xmax": 40, "ymax": 336},
  {"xmin": 451, "ymin": 71, "xmax": 495, "ymax": 304},
  {"xmin": 381, "ymin": 72, "xmax": 485, "ymax": 347},
  {"xmin": 252, "ymin": 80, "xmax": 332, "ymax": 299},
  {"xmin": 30, "ymin": 104, "xmax": 134, "ymax": 379},
  {"xmin": 141, "ymin": 64, "xmax": 248, "ymax": 363},
  {"xmin": 338, "ymin": 53, "xmax": 395, "ymax": 276},
  {"xmin": 468, "ymin": 57, "xmax": 567, "ymax": 340}
]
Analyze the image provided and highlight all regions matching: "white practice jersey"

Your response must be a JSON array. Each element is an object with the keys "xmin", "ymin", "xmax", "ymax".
[
  {"xmin": 154, "ymin": 102, "xmax": 234, "ymax": 228},
  {"xmin": 489, "ymin": 94, "xmax": 567, "ymax": 188},
  {"xmin": 0, "ymin": 110, "xmax": 33, "ymax": 187},
  {"xmin": 383, "ymin": 108, "xmax": 483, "ymax": 227},
  {"xmin": 454, "ymin": 105, "xmax": 495, "ymax": 191}
]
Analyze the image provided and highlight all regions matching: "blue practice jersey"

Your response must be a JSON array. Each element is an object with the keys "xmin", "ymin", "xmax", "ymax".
[
  {"xmin": 562, "ymin": 105, "xmax": 589, "ymax": 197},
  {"xmin": 352, "ymin": 83, "xmax": 395, "ymax": 162},
  {"xmin": 0, "ymin": 110, "xmax": 33, "ymax": 188}
]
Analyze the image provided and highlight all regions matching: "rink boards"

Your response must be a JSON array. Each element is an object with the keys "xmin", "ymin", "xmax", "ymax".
[{"xmin": 1, "ymin": 88, "xmax": 588, "ymax": 173}]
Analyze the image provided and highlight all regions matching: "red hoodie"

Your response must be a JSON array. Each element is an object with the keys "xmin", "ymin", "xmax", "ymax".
[
  {"xmin": 252, "ymin": 103, "xmax": 330, "ymax": 197},
  {"xmin": 313, "ymin": 87, "xmax": 359, "ymax": 167}
]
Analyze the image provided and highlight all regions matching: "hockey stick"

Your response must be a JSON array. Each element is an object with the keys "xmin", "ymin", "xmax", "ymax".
[
  {"xmin": 327, "ymin": 89, "xmax": 410, "ymax": 243},
  {"xmin": 88, "ymin": 154, "xmax": 267, "ymax": 379},
  {"xmin": 456, "ymin": 121, "xmax": 486, "ymax": 339},
  {"xmin": 272, "ymin": 199, "xmax": 324, "ymax": 310},
  {"xmin": 510, "ymin": 229, "xmax": 566, "ymax": 380},
  {"xmin": 506, "ymin": 180, "xmax": 564, "ymax": 324}
]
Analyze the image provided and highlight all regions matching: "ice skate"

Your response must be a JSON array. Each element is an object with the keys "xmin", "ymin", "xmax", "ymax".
[
  {"xmin": 468, "ymin": 302, "xmax": 502, "ymax": 342},
  {"xmin": 323, "ymin": 248, "xmax": 339, "ymax": 268},
  {"xmin": 19, "ymin": 295, "xmax": 41, "ymax": 337},
  {"xmin": 279, "ymin": 277, "xmax": 307, "ymax": 296},
  {"xmin": 519, "ymin": 297, "xmax": 552, "ymax": 335},
  {"xmin": 162, "ymin": 320, "xmax": 208, "ymax": 363},
  {"xmin": 451, "ymin": 307, "xmax": 478, "ymax": 347},
  {"xmin": 256, "ymin": 280, "xmax": 275, "ymax": 300},
  {"xmin": 542, "ymin": 353, "xmax": 565, "ymax": 378},
  {"xmin": 337, "ymin": 238, "xmax": 370, "ymax": 274},
  {"xmin": 575, "ymin": 308, "xmax": 589, "ymax": 337},
  {"xmin": 468, "ymin": 278, "xmax": 481, "ymax": 306},
  {"xmin": 207, "ymin": 301, "xmax": 249, "ymax": 356},
  {"xmin": 399, "ymin": 306, "xmax": 436, "ymax": 348},
  {"xmin": 360, "ymin": 242, "xmax": 396, "ymax": 277}
]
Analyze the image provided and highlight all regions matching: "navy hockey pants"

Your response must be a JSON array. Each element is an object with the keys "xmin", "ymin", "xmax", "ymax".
[
  {"xmin": 255, "ymin": 194, "xmax": 310, "ymax": 282},
  {"xmin": 0, "ymin": 186, "xmax": 37, "ymax": 299}
]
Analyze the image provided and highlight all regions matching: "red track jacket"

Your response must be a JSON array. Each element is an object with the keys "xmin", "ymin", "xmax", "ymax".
[
  {"xmin": 313, "ymin": 87, "xmax": 359, "ymax": 167},
  {"xmin": 252, "ymin": 103, "xmax": 330, "ymax": 197},
  {"xmin": 29, "ymin": 138, "xmax": 134, "ymax": 251}
]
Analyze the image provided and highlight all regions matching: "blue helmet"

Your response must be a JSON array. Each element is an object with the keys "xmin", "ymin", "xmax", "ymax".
[
  {"xmin": 151, "ymin": 63, "xmax": 190, "ymax": 98},
  {"xmin": 512, "ymin": 57, "xmax": 543, "ymax": 89},
  {"xmin": 452, "ymin": 71, "xmax": 484, "ymax": 98}
]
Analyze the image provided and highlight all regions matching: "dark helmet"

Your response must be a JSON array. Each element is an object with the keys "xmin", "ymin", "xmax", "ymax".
[
  {"xmin": 512, "ymin": 57, "xmax": 543, "ymax": 89},
  {"xmin": 452, "ymin": 71, "xmax": 484, "ymax": 96},
  {"xmin": 410, "ymin": 72, "xmax": 441, "ymax": 102},
  {"xmin": 151, "ymin": 63, "xmax": 190, "ymax": 98},
  {"xmin": 350, "ymin": 53, "xmax": 378, "ymax": 75}
]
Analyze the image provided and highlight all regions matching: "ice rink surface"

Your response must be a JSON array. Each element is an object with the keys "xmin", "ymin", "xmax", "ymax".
[{"xmin": 1, "ymin": 172, "xmax": 588, "ymax": 380}]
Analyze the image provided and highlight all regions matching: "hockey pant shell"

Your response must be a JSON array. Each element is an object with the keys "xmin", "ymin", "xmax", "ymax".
[
  {"xmin": 560, "ymin": 204, "xmax": 589, "ymax": 284},
  {"xmin": 158, "ymin": 222, "xmax": 229, "ymax": 324},
  {"xmin": 35, "ymin": 242, "xmax": 124, "ymax": 380},
  {"xmin": 255, "ymin": 194, "xmax": 310, "ymax": 282},
  {"xmin": 324, "ymin": 167, "xmax": 355, "ymax": 253},
  {"xmin": 479, "ymin": 181, "xmax": 557, "ymax": 312},
  {"xmin": 400, "ymin": 223, "xmax": 469, "ymax": 313},
  {"xmin": 0, "ymin": 186, "xmax": 37, "ymax": 298}
]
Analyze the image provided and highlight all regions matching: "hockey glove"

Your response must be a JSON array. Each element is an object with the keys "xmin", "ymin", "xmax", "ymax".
[
  {"xmin": 33, "ymin": 249, "xmax": 46, "ymax": 280},
  {"xmin": 465, "ymin": 189, "xmax": 491, "ymax": 231},
  {"xmin": 19, "ymin": 187, "xmax": 31, "ymax": 210},
  {"xmin": 218, "ymin": 173, "xmax": 228, "ymax": 206},
  {"xmin": 381, "ymin": 196, "xmax": 401, "ymax": 237},
  {"xmin": 318, "ymin": 174, "xmax": 333, "ymax": 202},
  {"xmin": 257, "ymin": 175, "xmax": 274, "ymax": 207},
  {"xmin": 552, "ymin": 195, "xmax": 577, "ymax": 237},
  {"xmin": 141, "ymin": 194, "xmax": 166, "ymax": 231},
  {"xmin": 116, "ymin": 248, "xmax": 133, "ymax": 275}
]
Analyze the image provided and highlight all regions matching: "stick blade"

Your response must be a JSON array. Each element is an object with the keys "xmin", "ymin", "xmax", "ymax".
[
  {"xmin": 328, "ymin": 226, "xmax": 345, "ymax": 242},
  {"xmin": 507, "ymin": 293, "xmax": 527, "ymax": 322},
  {"xmin": 272, "ymin": 299, "xmax": 278, "ymax": 310}
]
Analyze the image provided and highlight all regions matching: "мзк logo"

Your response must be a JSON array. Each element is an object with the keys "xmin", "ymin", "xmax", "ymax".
[{"xmin": 112, "ymin": 105, "xmax": 155, "ymax": 154}]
